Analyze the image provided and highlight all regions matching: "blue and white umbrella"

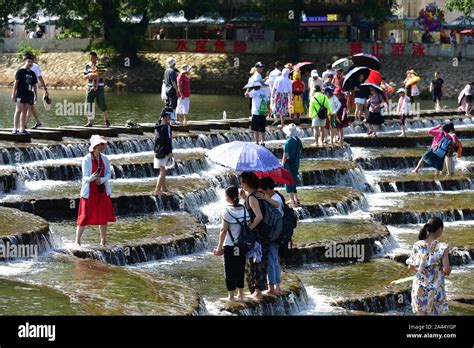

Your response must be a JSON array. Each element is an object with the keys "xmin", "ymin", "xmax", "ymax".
[{"xmin": 206, "ymin": 141, "xmax": 282, "ymax": 172}]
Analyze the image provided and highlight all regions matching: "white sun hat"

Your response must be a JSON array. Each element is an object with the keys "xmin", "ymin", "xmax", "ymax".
[{"xmin": 89, "ymin": 134, "xmax": 107, "ymax": 152}]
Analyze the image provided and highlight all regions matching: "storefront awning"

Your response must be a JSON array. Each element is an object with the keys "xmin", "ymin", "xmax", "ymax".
[
  {"xmin": 443, "ymin": 16, "xmax": 474, "ymax": 29},
  {"xmin": 300, "ymin": 21, "xmax": 349, "ymax": 27}
]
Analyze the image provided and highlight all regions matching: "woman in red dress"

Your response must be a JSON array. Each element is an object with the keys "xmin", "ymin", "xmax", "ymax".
[{"xmin": 75, "ymin": 135, "xmax": 116, "ymax": 246}]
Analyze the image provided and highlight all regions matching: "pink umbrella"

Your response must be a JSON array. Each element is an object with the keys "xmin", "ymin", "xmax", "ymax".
[
  {"xmin": 461, "ymin": 29, "xmax": 474, "ymax": 34},
  {"xmin": 292, "ymin": 61, "xmax": 314, "ymax": 73},
  {"xmin": 254, "ymin": 168, "xmax": 295, "ymax": 185}
]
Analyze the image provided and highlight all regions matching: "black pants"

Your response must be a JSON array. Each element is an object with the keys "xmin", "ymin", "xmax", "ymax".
[{"xmin": 224, "ymin": 246, "xmax": 246, "ymax": 291}]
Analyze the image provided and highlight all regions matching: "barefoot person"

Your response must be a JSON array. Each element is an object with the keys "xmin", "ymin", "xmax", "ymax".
[
  {"xmin": 430, "ymin": 71, "xmax": 444, "ymax": 112},
  {"xmin": 154, "ymin": 108, "xmax": 173, "ymax": 194},
  {"xmin": 214, "ymin": 186, "xmax": 249, "ymax": 302},
  {"xmin": 247, "ymin": 80, "xmax": 270, "ymax": 145},
  {"xmin": 258, "ymin": 177, "xmax": 283, "ymax": 295},
  {"xmin": 11, "ymin": 54, "xmax": 37, "ymax": 135},
  {"xmin": 240, "ymin": 172, "xmax": 267, "ymax": 299},
  {"xmin": 366, "ymin": 87, "xmax": 385, "ymax": 137},
  {"xmin": 76, "ymin": 135, "xmax": 116, "ymax": 246},
  {"xmin": 176, "ymin": 64, "xmax": 191, "ymax": 125},
  {"xmin": 84, "ymin": 52, "xmax": 111, "ymax": 127},
  {"xmin": 406, "ymin": 217, "xmax": 451, "ymax": 316},
  {"xmin": 412, "ymin": 123, "xmax": 456, "ymax": 175}
]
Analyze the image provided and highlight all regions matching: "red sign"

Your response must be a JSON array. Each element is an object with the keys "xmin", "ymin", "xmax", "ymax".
[
  {"xmin": 371, "ymin": 42, "xmax": 383, "ymax": 57},
  {"xmin": 412, "ymin": 43, "xmax": 425, "ymax": 56},
  {"xmin": 233, "ymin": 40, "xmax": 247, "ymax": 55},
  {"xmin": 176, "ymin": 39, "xmax": 188, "ymax": 52},
  {"xmin": 349, "ymin": 42, "xmax": 363, "ymax": 55},
  {"xmin": 390, "ymin": 43, "xmax": 405, "ymax": 56},
  {"xmin": 214, "ymin": 40, "xmax": 226, "ymax": 53},
  {"xmin": 195, "ymin": 40, "xmax": 208, "ymax": 53}
]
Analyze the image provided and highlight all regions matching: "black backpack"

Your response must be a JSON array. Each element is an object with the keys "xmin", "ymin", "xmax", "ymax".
[
  {"xmin": 246, "ymin": 192, "xmax": 283, "ymax": 242},
  {"xmin": 276, "ymin": 191, "xmax": 298, "ymax": 246},
  {"xmin": 226, "ymin": 208, "xmax": 256, "ymax": 254},
  {"xmin": 314, "ymin": 95, "xmax": 328, "ymax": 120}
]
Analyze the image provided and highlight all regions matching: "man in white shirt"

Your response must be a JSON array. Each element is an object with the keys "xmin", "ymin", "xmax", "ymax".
[
  {"xmin": 267, "ymin": 61, "xmax": 282, "ymax": 91},
  {"xmin": 321, "ymin": 64, "xmax": 336, "ymax": 82},
  {"xmin": 27, "ymin": 53, "xmax": 49, "ymax": 129}
]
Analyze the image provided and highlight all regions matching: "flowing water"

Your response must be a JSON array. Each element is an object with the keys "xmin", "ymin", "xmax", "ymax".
[{"xmin": 0, "ymin": 96, "xmax": 472, "ymax": 316}]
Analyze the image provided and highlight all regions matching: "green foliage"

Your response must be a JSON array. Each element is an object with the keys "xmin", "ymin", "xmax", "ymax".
[
  {"xmin": 55, "ymin": 28, "xmax": 86, "ymax": 39},
  {"xmin": 86, "ymin": 40, "xmax": 118, "ymax": 58},
  {"xmin": 446, "ymin": 0, "xmax": 473, "ymax": 16},
  {"xmin": 16, "ymin": 39, "xmax": 42, "ymax": 59}
]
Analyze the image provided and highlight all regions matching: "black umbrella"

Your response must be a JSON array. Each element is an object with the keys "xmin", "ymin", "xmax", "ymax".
[
  {"xmin": 358, "ymin": 83, "xmax": 384, "ymax": 98},
  {"xmin": 342, "ymin": 66, "xmax": 370, "ymax": 91},
  {"xmin": 351, "ymin": 53, "xmax": 381, "ymax": 70}
]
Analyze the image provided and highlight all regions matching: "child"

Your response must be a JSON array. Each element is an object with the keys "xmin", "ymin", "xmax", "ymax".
[
  {"xmin": 397, "ymin": 88, "xmax": 410, "ymax": 137},
  {"xmin": 248, "ymin": 80, "xmax": 270, "ymax": 146},
  {"xmin": 154, "ymin": 108, "xmax": 173, "ymax": 194},
  {"xmin": 406, "ymin": 217, "xmax": 451, "ymax": 316},
  {"xmin": 412, "ymin": 123, "xmax": 456, "ymax": 175},
  {"xmin": 291, "ymin": 70, "xmax": 305, "ymax": 124}
]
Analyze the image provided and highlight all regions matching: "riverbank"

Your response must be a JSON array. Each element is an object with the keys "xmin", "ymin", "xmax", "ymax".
[{"xmin": 0, "ymin": 52, "xmax": 472, "ymax": 97}]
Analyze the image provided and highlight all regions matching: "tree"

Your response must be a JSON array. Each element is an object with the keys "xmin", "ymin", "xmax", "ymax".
[
  {"xmin": 2, "ymin": 0, "xmax": 177, "ymax": 65},
  {"xmin": 446, "ymin": 0, "xmax": 473, "ymax": 16}
]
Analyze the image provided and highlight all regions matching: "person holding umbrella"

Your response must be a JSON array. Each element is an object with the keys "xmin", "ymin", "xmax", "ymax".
[
  {"xmin": 366, "ymin": 86, "xmax": 386, "ymax": 137},
  {"xmin": 282, "ymin": 124, "xmax": 303, "ymax": 206},
  {"xmin": 354, "ymin": 74, "xmax": 367, "ymax": 123}
]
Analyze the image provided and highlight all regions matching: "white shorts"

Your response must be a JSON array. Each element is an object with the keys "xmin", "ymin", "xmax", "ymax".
[
  {"xmin": 312, "ymin": 117, "xmax": 326, "ymax": 127},
  {"xmin": 176, "ymin": 97, "xmax": 190, "ymax": 115},
  {"xmin": 355, "ymin": 98, "xmax": 367, "ymax": 105},
  {"xmin": 153, "ymin": 155, "xmax": 170, "ymax": 169}
]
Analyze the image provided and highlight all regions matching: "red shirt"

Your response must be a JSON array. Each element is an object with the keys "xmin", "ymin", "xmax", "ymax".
[
  {"xmin": 292, "ymin": 80, "xmax": 304, "ymax": 95},
  {"xmin": 177, "ymin": 73, "xmax": 191, "ymax": 98}
]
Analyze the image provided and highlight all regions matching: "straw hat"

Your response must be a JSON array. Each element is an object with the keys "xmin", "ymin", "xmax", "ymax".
[
  {"xmin": 182, "ymin": 64, "xmax": 191, "ymax": 73},
  {"xmin": 89, "ymin": 134, "xmax": 107, "ymax": 152},
  {"xmin": 282, "ymin": 123, "xmax": 301, "ymax": 137}
]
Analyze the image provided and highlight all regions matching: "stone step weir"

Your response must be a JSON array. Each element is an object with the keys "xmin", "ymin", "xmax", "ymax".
[
  {"xmin": 331, "ymin": 288, "xmax": 411, "ymax": 313},
  {"xmin": 371, "ymin": 209, "xmax": 474, "ymax": 225},
  {"xmin": 11, "ymin": 152, "xmax": 210, "ymax": 182},
  {"xmin": 374, "ymin": 174, "xmax": 473, "ymax": 192},
  {"xmin": 388, "ymin": 247, "xmax": 473, "ymax": 267},
  {"xmin": 0, "ymin": 207, "xmax": 55, "ymax": 261},
  {"xmin": 346, "ymin": 135, "xmax": 463, "ymax": 148},
  {"xmin": 298, "ymin": 160, "xmax": 370, "ymax": 192},
  {"xmin": 284, "ymin": 219, "xmax": 393, "ymax": 266},
  {"xmin": 0, "ymin": 182, "xmax": 219, "ymax": 221},
  {"xmin": 60, "ymin": 213, "xmax": 208, "ymax": 266},
  {"xmin": 356, "ymin": 155, "xmax": 421, "ymax": 170},
  {"xmin": 217, "ymin": 273, "xmax": 308, "ymax": 316},
  {"xmin": 290, "ymin": 187, "xmax": 368, "ymax": 219},
  {"xmin": 1, "ymin": 114, "xmax": 470, "ymax": 165},
  {"xmin": 7, "ymin": 255, "xmax": 207, "ymax": 315}
]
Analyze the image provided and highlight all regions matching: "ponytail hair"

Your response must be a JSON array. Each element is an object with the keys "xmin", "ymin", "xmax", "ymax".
[
  {"xmin": 418, "ymin": 217, "xmax": 444, "ymax": 240},
  {"xmin": 225, "ymin": 185, "xmax": 240, "ymax": 207}
]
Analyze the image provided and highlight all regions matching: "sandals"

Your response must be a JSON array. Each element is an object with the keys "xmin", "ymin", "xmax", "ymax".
[
  {"xmin": 105, "ymin": 120, "xmax": 111, "ymax": 127},
  {"xmin": 84, "ymin": 122, "xmax": 93, "ymax": 127}
]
